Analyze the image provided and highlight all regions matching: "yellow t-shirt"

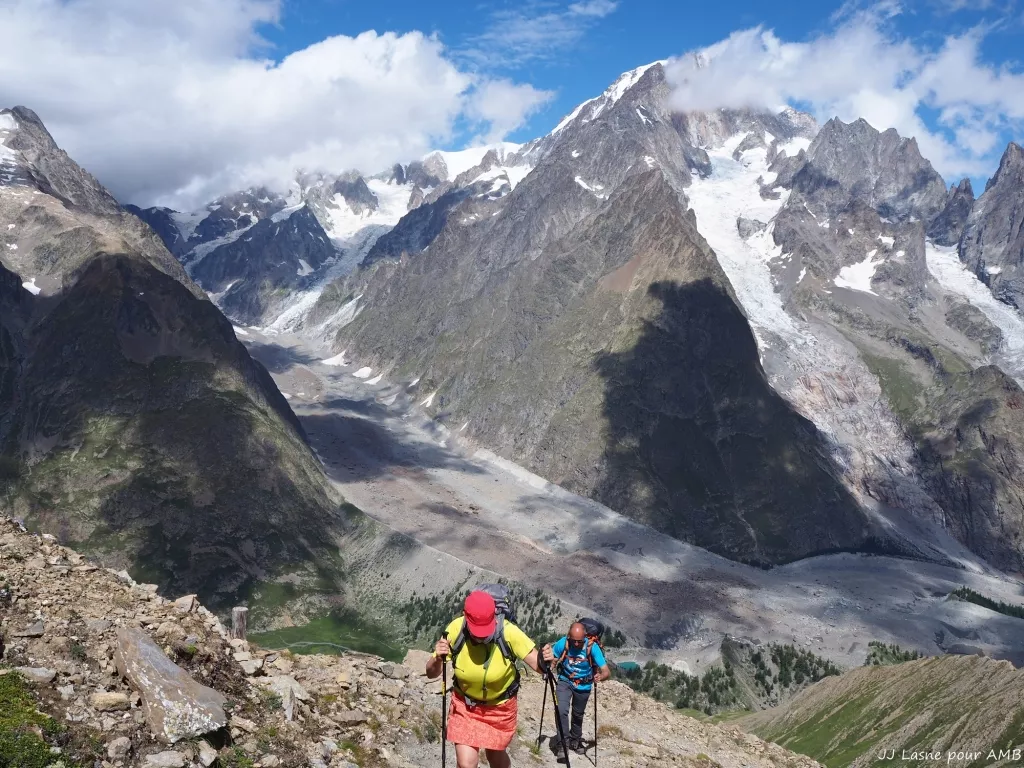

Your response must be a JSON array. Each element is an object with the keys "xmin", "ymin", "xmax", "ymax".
[{"xmin": 444, "ymin": 616, "xmax": 536, "ymax": 703}]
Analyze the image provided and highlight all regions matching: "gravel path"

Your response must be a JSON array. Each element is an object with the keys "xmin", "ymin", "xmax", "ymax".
[{"xmin": 243, "ymin": 330, "xmax": 1024, "ymax": 672}]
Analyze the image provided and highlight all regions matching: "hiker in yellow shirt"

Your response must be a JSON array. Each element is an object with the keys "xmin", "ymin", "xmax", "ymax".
[{"xmin": 425, "ymin": 590, "xmax": 545, "ymax": 768}]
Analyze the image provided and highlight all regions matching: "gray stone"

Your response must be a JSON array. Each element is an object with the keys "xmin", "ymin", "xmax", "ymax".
[
  {"xmin": 239, "ymin": 658, "xmax": 263, "ymax": 676},
  {"xmin": 91, "ymin": 691, "xmax": 130, "ymax": 711},
  {"xmin": 86, "ymin": 618, "xmax": 112, "ymax": 635},
  {"xmin": 736, "ymin": 216, "xmax": 766, "ymax": 240},
  {"xmin": 197, "ymin": 740, "xmax": 218, "ymax": 767},
  {"xmin": 143, "ymin": 751, "xmax": 186, "ymax": 768},
  {"xmin": 377, "ymin": 679, "xmax": 405, "ymax": 698},
  {"xmin": 333, "ymin": 708, "xmax": 368, "ymax": 726},
  {"xmin": 321, "ymin": 737, "xmax": 338, "ymax": 759},
  {"xmin": 15, "ymin": 666, "xmax": 56, "ymax": 685},
  {"xmin": 260, "ymin": 674, "xmax": 309, "ymax": 701},
  {"xmin": 13, "ymin": 619, "xmax": 45, "ymax": 637},
  {"xmin": 173, "ymin": 594, "xmax": 197, "ymax": 614},
  {"xmin": 259, "ymin": 674, "xmax": 307, "ymax": 722},
  {"xmin": 230, "ymin": 715, "xmax": 257, "ymax": 733},
  {"xmin": 114, "ymin": 628, "xmax": 227, "ymax": 743},
  {"xmin": 377, "ymin": 662, "xmax": 408, "ymax": 680},
  {"xmin": 107, "ymin": 736, "xmax": 131, "ymax": 760}
]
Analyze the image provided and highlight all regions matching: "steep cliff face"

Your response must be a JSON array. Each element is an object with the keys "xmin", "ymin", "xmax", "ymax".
[
  {"xmin": 0, "ymin": 106, "xmax": 346, "ymax": 611},
  {"xmin": 190, "ymin": 205, "xmax": 336, "ymax": 326},
  {"xmin": 959, "ymin": 142, "xmax": 1024, "ymax": 311},
  {"xmin": 331, "ymin": 165, "xmax": 872, "ymax": 565},
  {"xmin": 762, "ymin": 119, "xmax": 1024, "ymax": 575},
  {"xmin": 928, "ymin": 178, "xmax": 975, "ymax": 247}
]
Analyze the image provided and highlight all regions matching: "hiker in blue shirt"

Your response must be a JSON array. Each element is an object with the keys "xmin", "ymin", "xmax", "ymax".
[{"xmin": 541, "ymin": 622, "xmax": 611, "ymax": 754}]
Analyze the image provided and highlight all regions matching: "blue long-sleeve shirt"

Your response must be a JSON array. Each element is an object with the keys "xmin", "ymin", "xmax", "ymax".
[{"xmin": 552, "ymin": 636, "xmax": 607, "ymax": 691}]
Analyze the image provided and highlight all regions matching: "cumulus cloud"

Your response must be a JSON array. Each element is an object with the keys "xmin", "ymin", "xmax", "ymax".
[
  {"xmin": 465, "ymin": 79, "xmax": 555, "ymax": 143},
  {"xmin": 0, "ymin": 0, "xmax": 551, "ymax": 209},
  {"xmin": 664, "ymin": 5, "xmax": 1024, "ymax": 180},
  {"xmin": 462, "ymin": 0, "xmax": 619, "ymax": 66}
]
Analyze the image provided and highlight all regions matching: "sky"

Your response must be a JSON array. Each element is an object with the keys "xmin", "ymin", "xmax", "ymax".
[{"xmin": 0, "ymin": 0, "xmax": 1021, "ymax": 208}]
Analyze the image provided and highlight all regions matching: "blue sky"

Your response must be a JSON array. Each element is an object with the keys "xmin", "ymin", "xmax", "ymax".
[
  {"xmin": 259, "ymin": 0, "xmax": 1024, "ymax": 183},
  {"xmin": 2, "ymin": 0, "xmax": 1021, "ymax": 205}
]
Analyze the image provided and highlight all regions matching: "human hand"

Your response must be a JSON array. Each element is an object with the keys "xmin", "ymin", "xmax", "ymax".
[
  {"xmin": 542, "ymin": 644, "xmax": 554, "ymax": 663},
  {"xmin": 435, "ymin": 637, "xmax": 451, "ymax": 658}
]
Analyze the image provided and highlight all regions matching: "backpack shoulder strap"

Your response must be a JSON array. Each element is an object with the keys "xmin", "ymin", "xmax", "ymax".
[
  {"xmin": 451, "ymin": 616, "xmax": 516, "ymax": 663},
  {"xmin": 494, "ymin": 616, "xmax": 514, "ymax": 662},
  {"xmin": 449, "ymin": 617, "xmax": 469, "ymax": 662}
]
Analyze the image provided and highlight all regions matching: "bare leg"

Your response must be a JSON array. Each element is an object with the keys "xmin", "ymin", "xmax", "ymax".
[
  {"xmin": 455, "ymin": 743, "xmax": 480, "ymax": 768},
  {"xmin": 483, "ymin": 748, "xmax": 511, "ymax": 768}
]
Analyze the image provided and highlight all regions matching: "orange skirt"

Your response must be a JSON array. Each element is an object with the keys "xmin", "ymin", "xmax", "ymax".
[{"xmin": 445, "ymin": 691, "xmax": 518, "ymax": 751}]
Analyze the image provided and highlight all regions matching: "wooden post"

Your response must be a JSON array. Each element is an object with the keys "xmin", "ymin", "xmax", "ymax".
[{"xmin": 231, "ymin": 607, "xmax": 248, "ymax": 640}]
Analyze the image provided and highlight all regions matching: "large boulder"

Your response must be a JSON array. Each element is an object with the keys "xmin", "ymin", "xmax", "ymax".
[{"xmin": 114, "ymin": 628, "xmax": 227, "ymax": 743}]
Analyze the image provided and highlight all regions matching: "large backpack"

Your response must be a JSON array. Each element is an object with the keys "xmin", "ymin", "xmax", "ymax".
[
  {"xmin": 449, "ymin": 584, "xmax": 521, "ymax": 703},
  {"xmin": 479, "ymin": 583, "xmax": 518, "ymax": 627},
  {"xmin": 556, "ymin": 617, "xmax": 607, "ymax": 683},
  {"xmin": 579, "ymin": 617, "xmax": 605, "ymax": 647}
]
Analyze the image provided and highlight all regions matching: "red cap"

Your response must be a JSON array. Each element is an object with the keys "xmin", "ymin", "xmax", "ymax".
[{"xmin": 464, "ymin": 591, "xmax": 496, "ymax": 637}]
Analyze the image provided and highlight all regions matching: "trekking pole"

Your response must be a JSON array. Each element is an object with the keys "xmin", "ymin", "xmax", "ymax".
[
  {"xmin": 593, "ymin": 679, "xmax": 598, "ymax": 767},
  {"xmin": 441, "ymin": 632, "xmax": 449, "ymax": 768},
  {"xmin": 546, "ymin": 666, "xmax": 573, "ymax": 766},
  {"xmin": 537, "ymin": 666, "xmax": 548, "ymax": 748}
]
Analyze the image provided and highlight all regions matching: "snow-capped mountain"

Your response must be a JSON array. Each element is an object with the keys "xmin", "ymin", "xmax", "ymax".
[
  {"xmin": 130, "ymin": 141, "xmax": 538, "ymax": 333},
  {"xmin": 300, "ymin": 61, "xmax": 1024, "ymax": 575},
  {"xmin": 122, "ymin": 60, "xmax": 1024, "ymax": 576}
]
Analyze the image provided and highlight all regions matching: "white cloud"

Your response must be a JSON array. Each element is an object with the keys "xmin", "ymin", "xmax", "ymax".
[
  {"xmin": 462, "ymin": 0, "xmax": 619, "ymax": 66},
  {"xmin": 0, "ymin": 0, "xmax": 550, "ymax": 209},
  {"xmin": 664, "ymin": 6, "xmax": 1024, "ymax": 180},
  {"xmin": 568, "ymin": 0, "xmax": 619, "ymax": 17},
  {"xmin": 465, "ymin": 79, "xmax": 555, "ymax": 144}
]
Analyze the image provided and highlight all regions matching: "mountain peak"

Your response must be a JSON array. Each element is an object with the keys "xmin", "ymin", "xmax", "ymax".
[
  {"xmin": 986, "ymin": 141, "xmax": 1024, "ymax": 192},
  {"xmin": 1, "ymin": 104, "xmax": 121, "ymax": 216},
  {"xmin": 797, "ymin": 116, "xmax": 947, "ymax": 222},
  {"xmin": 550, "ymin": 60, "xmax": 665, "ymax": 136}
]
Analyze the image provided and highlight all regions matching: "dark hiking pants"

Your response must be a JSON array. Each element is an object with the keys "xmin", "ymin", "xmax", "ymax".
[{"xmin": 556, "ymin": 679, "xmax": 591, "ymax": 742}]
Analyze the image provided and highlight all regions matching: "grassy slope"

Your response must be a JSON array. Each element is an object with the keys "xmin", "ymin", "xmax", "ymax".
[{"xmin": 741, "ymin": 655, "xmax": 1024, "ymax": 767}]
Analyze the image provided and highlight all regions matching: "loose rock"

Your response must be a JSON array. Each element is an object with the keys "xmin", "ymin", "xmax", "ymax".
[{"xmin": 115, "ymin": 628, "xmax": 227, "ymax": 743}]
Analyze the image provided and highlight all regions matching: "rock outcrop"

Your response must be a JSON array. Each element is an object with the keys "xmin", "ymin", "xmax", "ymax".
[
  {"xmin": 115, "ymin": 628, "xmax": 228, "ymax": 743},
  {"xmin": 0, "ymin": 516, "xmax": 823, "ymax": 768},
  {"xmin": 0, "ymin": 106, "xmax": 346, "ymax": 614},
  {"xmin": 959, "ymin": 142, "xmax": 1024, "ymax": 311}
]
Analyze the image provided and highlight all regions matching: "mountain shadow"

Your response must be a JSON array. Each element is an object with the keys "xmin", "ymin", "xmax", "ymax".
[
  {"xmin": 2, "ymin": 253, "xmax": 347, "ymax": 613},
  {"xmin": 593, "ymin": 279, "xmax": 888, "ymax": 566}
]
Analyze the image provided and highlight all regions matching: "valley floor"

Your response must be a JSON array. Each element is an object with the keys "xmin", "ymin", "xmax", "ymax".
[{"xmin": 241, "ymin": 329, "xmax": 1024, "ymax": 673}]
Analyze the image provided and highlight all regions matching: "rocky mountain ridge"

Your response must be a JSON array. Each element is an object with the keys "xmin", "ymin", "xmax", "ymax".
[
  {"xmin": 106, "ymin": 59, "xmax": 1024, "ymax": 574},
  {"xmin": 0, "ymin": 515, "xmax": 824, "ymax": 768},
  {"xmin": 742, "ymin": 652, "xmax": 1024, "ymax": 767},
  {"xmin": 0, "ymin": 106, "xmax": 348, "ymax": 615},
  {"xmin": 282, "ymin": 62, "xmax": 1023, "ymax": 572}
]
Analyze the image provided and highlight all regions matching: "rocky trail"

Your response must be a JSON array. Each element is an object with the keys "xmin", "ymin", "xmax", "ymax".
[{"xmin": 0, "ymin": 516, "xmax": 822, "ymax": 768}]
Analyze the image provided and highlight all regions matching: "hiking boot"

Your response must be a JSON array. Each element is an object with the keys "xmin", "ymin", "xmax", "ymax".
[{"xmin": 573, "ymin": 739, "xmax": 588, "ymax": 754}]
